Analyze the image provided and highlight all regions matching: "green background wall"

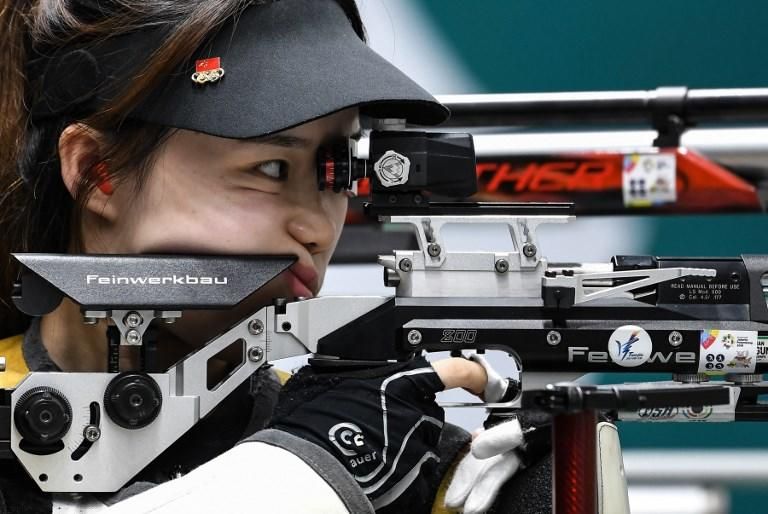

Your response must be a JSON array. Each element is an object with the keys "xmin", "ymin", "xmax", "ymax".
[{"xmin": 417, "ymin": 0, "xmax": 768, "ymax": 92}]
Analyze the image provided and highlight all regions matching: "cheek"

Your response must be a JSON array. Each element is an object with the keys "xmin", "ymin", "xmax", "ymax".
[
  {"xmin": 119, "ymin": 172, "xmax": 290, "ymax": 254},
  {"xmin": 324, "ymin": 194, "xmax": 349, "ymax": 241}
]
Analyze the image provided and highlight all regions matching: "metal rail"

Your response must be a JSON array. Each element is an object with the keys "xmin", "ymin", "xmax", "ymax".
[{"xmin": 436, "ymin": 87, "xmax": 768, "ymax": 128}]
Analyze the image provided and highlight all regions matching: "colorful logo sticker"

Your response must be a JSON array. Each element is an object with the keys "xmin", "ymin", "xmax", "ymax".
[
  {"xmin": 727, "ymin": 350, "xmax": 752, "ymax": 369},
  {"xmin": 701, "ymin": 330, "xmax": 718, "ymax": 350},
  {"xmin": 608, "ymin": 326, "xmax": 653, "ymax": 367},
  {"xmin": 698, "ymin": 330, "xmax": 757, "ymax": 374},
  {"xmin": 622, "ymin": 152, "xmax": 677, "ymax": 208}
]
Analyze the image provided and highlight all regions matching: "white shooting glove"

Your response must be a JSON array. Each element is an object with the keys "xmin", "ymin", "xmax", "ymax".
[{"xmin": 445, "ymin": 354, "xmax": 526, "ymax": 514}]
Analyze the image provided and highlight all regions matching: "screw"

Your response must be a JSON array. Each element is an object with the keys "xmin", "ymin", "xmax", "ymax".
[
  {"xmin": 547, "ymin": 330, "xmax": 562, "ymax": 346},
  {"xmin": 495, "ymin": 259, "xmax": 509, "ymax": 273},
  {"xmin": 124, "ymin": 311, "xmax": 143, "ymax": 328},
  {"xmin": 83, "ymin": 425, "xmax": 101, "ymax": 442},
  {"xmin": 248, "ymin": 319, "xmax": 264, "ymax": 335},
  {"xmin": 668, "ymin": 331, "xmax": 683, "ymax": 347},
  {"xmin": 399, "ymin": 258, "xmax": 413, "ymax": 272},
  {"xmin": 248, "ymin": 347, "xmax": 264, "ymax": 362},
  {"xmin": 522, "ymin": 243, "xmax": 537, "ymax": 258},
  {"xmin": 407, "ymin": 330, "xmax": 422, "ymax": 346},
  {"xmin": 83, "ymin": 317, "xmax": 98, "ymax": 325},
  {"xmin": 427, "ymin": 243, "xmax": 441, "ymax": 257},
  {"xmin": 125, "ymin": 329, "xmax": 141, "ymax": 345}
]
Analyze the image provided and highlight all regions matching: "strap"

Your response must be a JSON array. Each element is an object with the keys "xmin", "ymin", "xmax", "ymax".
[
  {"xmin": 430, "ymin": 444, "xmax": 467, "ymax": 514},
  {"xmin": 273, "ymin": 368, "xmax": 292, "ymax": 386}
]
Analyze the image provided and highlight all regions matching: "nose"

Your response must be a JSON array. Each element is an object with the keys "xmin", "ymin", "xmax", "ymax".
[{"xmin": 286, "ymin": 202, "xmax": 338, "ymax": 254}]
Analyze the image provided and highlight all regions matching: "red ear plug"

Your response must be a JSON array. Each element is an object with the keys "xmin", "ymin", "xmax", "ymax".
[{"xmin": 91, "ymin": 161, "xmax": 113, "ymax": 195}]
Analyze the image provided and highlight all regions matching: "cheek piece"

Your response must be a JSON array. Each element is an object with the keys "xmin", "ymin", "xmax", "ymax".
[{"xmin": 90, "ymin": 161, "xmax": 113, "ymax": 195}]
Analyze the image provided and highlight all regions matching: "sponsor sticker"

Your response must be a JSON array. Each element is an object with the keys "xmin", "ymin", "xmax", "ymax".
[
  {"xmin": 637, "ymin": 406, "xmax": 678, "ymax": 420},
  {"xmin": 698, "ymin": 330, "xmax": 757, "ymax": 374},
  {"xmin": 758, "ymin": 336, "xmax": 768, "ymax": 363},
  {"xmin": 608, "ymin": 325, "xmax": 653, "ymax": 367},
  {"xmin": 622, "ymin": 385, "xmax": 738, "ymax": 423},
  {"xmin": 622, "ymin": 152, "xmax": 676, "ymax": 208}
]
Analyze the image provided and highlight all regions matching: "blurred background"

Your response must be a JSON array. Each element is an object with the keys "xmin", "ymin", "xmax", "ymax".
[{"xmin": 317, "ymin": 2, "xmax": 768, "ymax": 513}]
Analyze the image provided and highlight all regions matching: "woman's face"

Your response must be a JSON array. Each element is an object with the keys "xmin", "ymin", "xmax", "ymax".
[{"xmin": 83, "ymin": 108, "xmax": 358, "ymax": 346}]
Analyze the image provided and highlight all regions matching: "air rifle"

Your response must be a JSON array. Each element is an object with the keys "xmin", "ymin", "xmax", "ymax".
[{"xmin": 4, "ymin": 129, "xmax": 760, "ymax": 505}]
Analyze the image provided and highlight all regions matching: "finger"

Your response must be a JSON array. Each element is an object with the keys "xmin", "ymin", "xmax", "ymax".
[
  {"xmin": 463, "ymin": 451, "xmax": 521, "ymax": 514},
  {"xmin": 444, "ymin": 452, "xmax": 500, "ymax": 509},
  {"xmin": 468, "ymin": 354, "xmax": 509, "ymax": 403},
  {"xmin": 472, "ymin": 419, "xmax": 523, "ymax": 459},
  {"xmin": 431, "ymin": 357, "xmax": 487, "ymax": 395}
]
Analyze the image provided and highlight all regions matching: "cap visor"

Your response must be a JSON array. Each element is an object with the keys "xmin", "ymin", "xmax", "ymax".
[{"xmin": 132, "ymin": 0, "xmax": 449, "ymax": 138}]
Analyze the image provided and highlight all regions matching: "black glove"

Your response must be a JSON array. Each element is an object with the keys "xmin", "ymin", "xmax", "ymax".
[{"xmin": 269, "ymin": 356, "xmax": 445, "ymax": 513}]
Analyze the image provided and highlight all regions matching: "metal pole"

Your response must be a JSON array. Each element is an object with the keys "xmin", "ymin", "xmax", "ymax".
[{"xmin": 436, "ymin": 87, "xmax": 768, "ymax": 128}]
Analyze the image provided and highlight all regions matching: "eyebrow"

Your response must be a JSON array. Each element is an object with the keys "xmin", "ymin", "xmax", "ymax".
[
  {"xmin": 244, "ymin": 125, "xmax": 363, "ymax": 147},
  {"xmin": 246, "ymin": 134, "xmax": 313, "ymax": 149}
]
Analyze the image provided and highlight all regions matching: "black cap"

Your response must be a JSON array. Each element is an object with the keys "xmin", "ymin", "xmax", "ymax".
[{"xmin": 29, "ymin": 0, "xmax": 449, "ymax": 137}]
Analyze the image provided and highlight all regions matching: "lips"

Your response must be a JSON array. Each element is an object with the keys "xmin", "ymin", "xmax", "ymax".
[{"xmin": 285, "ymin": 263, "xmax": 319, "ymax": 298}]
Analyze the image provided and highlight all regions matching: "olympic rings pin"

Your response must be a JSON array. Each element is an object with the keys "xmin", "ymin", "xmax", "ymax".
[{"xmin": 192, "ymin": 57, "xmax": 225, "ymax": 85}]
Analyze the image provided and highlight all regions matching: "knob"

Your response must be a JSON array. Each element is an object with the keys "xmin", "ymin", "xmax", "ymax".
[
  {"xmin": 104, "ymin": 373, "xmax": 162, "ymax": 429},
  {"xmin": 383, "ymin": 268, "xmax": 401, "ymax": 287},
  {"xmin": 15, "ymin": 387, "xmax": 72, "ymax": 446}
]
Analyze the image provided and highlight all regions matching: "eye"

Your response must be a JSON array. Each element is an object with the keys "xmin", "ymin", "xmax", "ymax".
[{"xmin": 255, "ymin": 160, "xmax": 287, "ymax": 180}]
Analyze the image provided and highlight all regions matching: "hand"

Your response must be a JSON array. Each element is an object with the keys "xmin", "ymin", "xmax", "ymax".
[
  {"xmin": 445, "ymin": 355, "xmax": 549, "ymax": 514},
  {"xmin": 270, "ymin": 356, "xmax": 485, "ymax": 512},
  {"xmin": 445, "ymin": 420, "xmax": 524, "ymax": 514}
]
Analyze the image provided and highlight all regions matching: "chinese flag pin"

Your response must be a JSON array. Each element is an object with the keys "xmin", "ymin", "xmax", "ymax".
[{"xmin": 191, "ymin": 57, "xmax": 225, "ymax": 85}]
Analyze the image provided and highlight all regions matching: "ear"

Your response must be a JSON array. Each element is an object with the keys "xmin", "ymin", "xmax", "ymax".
[{"xmin": 58, "ymin": 124, "xmax": 118, "ymax": 222}]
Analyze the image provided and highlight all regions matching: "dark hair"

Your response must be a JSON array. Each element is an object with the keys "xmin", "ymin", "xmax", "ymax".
[{"xmin": 0, "ymin": 0, "xmax": 366, "ymax": 337}]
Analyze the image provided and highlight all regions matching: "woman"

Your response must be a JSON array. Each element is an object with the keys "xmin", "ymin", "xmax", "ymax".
[{"xmin": 0, "ymin": 1, "xmax": 544, "ymax": 512}]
